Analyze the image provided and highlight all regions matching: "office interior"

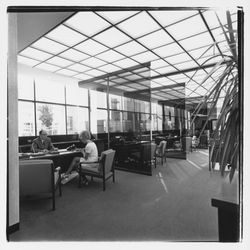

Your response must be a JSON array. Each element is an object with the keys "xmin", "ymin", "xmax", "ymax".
[{"xmin": 6, "ymin": 6, "xmax": 243, "ymax": 242}]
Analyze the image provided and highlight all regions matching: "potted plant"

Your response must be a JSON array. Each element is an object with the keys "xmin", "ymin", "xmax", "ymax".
[{"xmin": 190, "ymin": 10, "xmax": 241, "ymax": 241}]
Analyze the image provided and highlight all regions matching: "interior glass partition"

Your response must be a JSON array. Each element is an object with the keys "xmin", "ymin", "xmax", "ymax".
[{"xmin": 79, "ymin": 64, "xmax": 154, "ymax": 175}]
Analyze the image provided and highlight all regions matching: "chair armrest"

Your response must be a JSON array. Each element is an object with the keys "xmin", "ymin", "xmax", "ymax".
[
  {"xmin": 55, "ymin": 166, "xmax": 61, "ymax": 172},
  {"xmin": 79, "ymin": 161, "xmax": 99, "ymax": 165}
]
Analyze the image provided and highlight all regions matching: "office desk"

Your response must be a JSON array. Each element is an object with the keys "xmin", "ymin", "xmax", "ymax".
[
  {"xmin": 112, "ymin": 141, "xmax": 152, "ymax": 176},
  {"xmin": 19, "ymin": 149, "xmax": 82, "ymax": 173}
]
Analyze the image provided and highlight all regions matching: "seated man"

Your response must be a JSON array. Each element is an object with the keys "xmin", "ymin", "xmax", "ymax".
[
  {"xmin": 62, "ymin": 130, "xmax": 98, "ymax": 185},
  {"xmin": 31, "ymin": 129, "xmax": 55, "ymax": 153}
]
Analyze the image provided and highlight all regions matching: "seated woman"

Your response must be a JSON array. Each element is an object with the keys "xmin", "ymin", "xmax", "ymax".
[{"xmin": 62, "ymin": 130, "xmax": 98, "ymax": 185}]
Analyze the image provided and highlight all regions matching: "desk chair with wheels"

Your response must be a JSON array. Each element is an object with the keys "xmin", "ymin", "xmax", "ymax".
[
  {"xmin": 19, "ymin": 159, "xmax": 62, "ymax": 211},
  {"xmin": 78, "ymin": 149, "xmax": 116, "ymax": 191}
]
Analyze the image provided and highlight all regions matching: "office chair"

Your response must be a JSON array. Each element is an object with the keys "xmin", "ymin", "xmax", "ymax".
[{"xmin": 78, "ymin": 149, "xmax": 116, "ymax": 191}]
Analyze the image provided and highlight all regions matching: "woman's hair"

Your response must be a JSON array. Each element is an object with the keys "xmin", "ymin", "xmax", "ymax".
[{"xmin": 79, "ymin": 130, "xmax": 91, "ymax": 140}]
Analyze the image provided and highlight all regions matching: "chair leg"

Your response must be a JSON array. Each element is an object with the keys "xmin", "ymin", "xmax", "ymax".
[
  {"xmin": 59, "ymin": 182, "xmax": 62, "ymax": 196},
  {"xmin": 52, "ymin": 189, "xmax": 55, "ymax": 211},
  {"xmin": 91, "ymin": 176, "xmax": 93, "ymax": 181},
  {"xmin": 103, "ymin": 177, "xmax": 106, "ymax": 191},
  {"xmin": 112, "ymin": 171, "xmax": 115, "ymax": 183},
  {"xmin": 78, "ymin": 172, "xmax": 82, "ymax": 188}
]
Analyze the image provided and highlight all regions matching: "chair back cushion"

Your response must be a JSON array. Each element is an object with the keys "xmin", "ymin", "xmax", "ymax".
[
  {"xmin": 19, "ymin": 159, "xmax": 53, "ymax": 196},
  {"xmin": 99, "ymin": 149, "xmax": 116, "ymax": 174}
]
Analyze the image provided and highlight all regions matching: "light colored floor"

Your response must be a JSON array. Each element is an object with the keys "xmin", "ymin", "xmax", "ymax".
[{"xmin": 10, "ymin": 149, "xmax": 225, "ymax": 242}]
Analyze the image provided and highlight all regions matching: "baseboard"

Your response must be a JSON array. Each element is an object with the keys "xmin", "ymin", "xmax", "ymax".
[{"xmin": 7, "ymin": 222, "xmax": 20, "ymax": 235}]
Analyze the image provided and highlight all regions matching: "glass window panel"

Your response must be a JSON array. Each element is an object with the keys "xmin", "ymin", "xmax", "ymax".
[
  {"xmin": 46, "ymin": 56, "xmax": 73, "ymax": 67},
  {"xmin": 97, "ymin": 11, "xmax": 139, "ymax": 24},
  {"xmin": 18, "ymin": 73, "xmax": 34, "ymax": 100},
  {"xmin": 113, "ymin": 58, "xmax": 138, "ymax": 68},
  {"xmin": 109, "ymin": 94, "xmax": 122, "ymax": 110},
  {"xmin": 96, "ymin": 91, "xmax": 107, "ymax": 108},
  {"xmin": 98, "ymin": 64, "xmax": 121, "ymax": 73},
  {"xmin": 87, "ymin": 69, "xmax": 105, "ymax": 77},
  {"xmin": 121, "ymin": 97, "xmax": 134, "ymax": 112},
  {"xmin": 81, "ymin": 57, "xmax": 106, "ymax": 68},
  {"xmin": 35, "ymin": 79, "xmax": 65, "ymax": 103},
  {"xmin": 149, "ymin": 11, "xmax": 198, "ymax": 27},
  {"xmin": 96, "ymin": 109, "xmax": 108, "ymax": 133},
  {"xmin": 150, "ymin": 81, "xmax": 162, "ymax": 88},
  {"xmin": 179, "ymin": 32, "xmax": 214, "ymax": 51},
  {"xmin": 32, "ymin": 37, "xmax": 67, "ymax": 54},
  {"xmin": 115, "ymin": 41, "xmax": 146, "ymax": 56},
  {"xmin": 66, "ymin": 85, "xmax": 88, "ymax": 106},
  {"xmin": 60, "ymin": 49, "xmax": 89, "ymax": 62},
  {"xmin": 157, "ymin": 104, "xmax": 163, "ymax": 116},
  {"xmin": 166, "ymin": 14, "xmax": 207, "ymax": 40},
  {"xmin": 94, "ymin": 27, "xmax": 131, "ymax": 47},
  {"xmin": 123, "ymin": 111, "xmax": 134, "ymax": 132},
  {"xmin": 152, "ymin": 114, "xmax": 157, "ymax": 131},
  {"xmin": 140, "ymin": 113, "xmax": 151, "ymax": 131},
  {"xmin": 96, "ymin": 50, "xmax": 125, "ymax": 63},
  {"xmin": 155, "ymin": 65, "xmax": 176, "ymax": 75},
  {"xmin": 18, "ymin": 101, "xmax": 35, "ymax": 136},
  {"xmin": 65, "ymin": 12, "xmax": 110, "ymax": 37},
  {"xmin": 67, "ymin": 63, "xmax": 91, "ymax": 72},
  {"xmin": 175, "ymin": 60, "xmax": 198, "ymax": 70},
  {"xmin": 109, "ymin": 110, "xmax": 123, "ymax": 132},
  {"xmin": 18, "ymin": 56, "xmax": 40, "ymax": 67},
  {"xmin": 151, "ymin": 59, "xmax": 169, "ymax": 70},
  {"xmin": 20, "ymin": 47, "xmax": 52, "ymax": 61},
  {"xmin": 67, "ymin": 106, "xmax": 89, "ymax": 134},
  {"xmin": 131, "ymin": 51, "xmax": 159, "ymax": 63},
  {"xmin": 35, "ymin": 63, "xmax": 61, "ymax": 72},
  {"xmin": 74, "ymin": 73, "xmax": 93, "ymax": 80},
  {"xmin": 166, "ymin": 52, "xmax": 192, "ymax": 65},
  {"xmin": 46, "ymin": 25, "xmax": 86, "ymax": 46},
  {"xmin": 36, "ymin": 103, "xmax": 66, "ymax": 135},
  {"xmin": 153, "ymin": 42, "xmax": 183, "ymax": 58},
  {"xmin": 57, "ymin": 69, "xmax": 77, "ymax": 76},
  {"xmin": 117, "ymin": 11, "xmax": 159, "ymax": 38},
  {"xmin": 138, "ymin": 29, "xmax": 173, "ymax": 49},
  {"xmin": 75, "ymin": 39, "xmax": 108, "ymax": 56},
  {"xmin": 157, "ymin": 115, "xmax": 163, "ymax": 131}
]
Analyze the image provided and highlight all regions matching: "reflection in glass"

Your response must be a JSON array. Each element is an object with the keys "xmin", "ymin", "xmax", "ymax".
[
  {"xmin": 18, "ymin": 101, "xmax": 35, "ymax": 136},
  {"xmin": 123, "ymin": 112, "xmax": 134, "ymax": 132},
  {"xmin": 96, "ymin": 109, "xmax": 108, "ymax": 133},
  {"xmin": 36, "ymin": 103, "xmax": 66, "ymax": 135},
  {"xmin": 109, "ymin": 94, "xmax": 122, "ymax": 110},
  {"xmin": 123, "ymin": 97, "xmax": 134, "ymax": 112},
  {"xmin": 67, "ymin": 106, "xmax": 89, "ymax": 134},
  {"xmin": 109, "ymin": 110, "xmax": 122, "ymax": 132}
]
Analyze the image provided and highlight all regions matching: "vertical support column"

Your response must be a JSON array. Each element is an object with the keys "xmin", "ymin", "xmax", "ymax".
[
  {"xmin": 238, "ymin": 8, "xmax": 244, "ymax": 241},
  {"xmin": 7, "ymin": 13, "xmax": 19, "ymax": 234},
  {"xmin": 107, "ymin": 77, "xmax": 110, "ymax": 149}
]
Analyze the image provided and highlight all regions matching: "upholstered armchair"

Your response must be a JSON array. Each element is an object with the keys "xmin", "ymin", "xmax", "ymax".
[
  {"xmin": 78, "ymin": 149, "xmax": 116, "ymax": 191},
  {"xmin": 155, "ymin": 140, "xmax": 167, "ymax": 165},
  {"xmin": 19, "ymin": 159, "xmax": 62, "ymax": 210}
]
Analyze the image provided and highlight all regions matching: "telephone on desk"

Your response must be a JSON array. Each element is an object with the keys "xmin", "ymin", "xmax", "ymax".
[{"xmin": 66, "ymin": 144, "xmax": 76, "ymax": 151}]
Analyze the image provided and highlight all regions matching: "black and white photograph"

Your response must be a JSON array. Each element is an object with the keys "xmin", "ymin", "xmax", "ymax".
[{"xmin": 0, "ymin": 0, "xmax": 249, "ymax": 249}]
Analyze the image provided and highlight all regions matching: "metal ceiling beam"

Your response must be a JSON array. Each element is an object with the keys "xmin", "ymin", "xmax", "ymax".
[
  {"xmin": 199, "ymin": 11, "xmax": 224, "ymax": 57},
  {"xmin": 8, "ymin": 6, "xmax": 213, "ymax": 13}
]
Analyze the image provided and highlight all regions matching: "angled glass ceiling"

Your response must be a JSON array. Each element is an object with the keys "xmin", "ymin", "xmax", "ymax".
[{"xmin": 18, "ymin": 8, "xmax": 238, "ymax": 106}]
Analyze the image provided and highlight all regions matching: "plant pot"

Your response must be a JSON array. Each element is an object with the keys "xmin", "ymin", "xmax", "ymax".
[{"xmin": 211, "ymin": 171, "xmax": 240, "ymax": 242}]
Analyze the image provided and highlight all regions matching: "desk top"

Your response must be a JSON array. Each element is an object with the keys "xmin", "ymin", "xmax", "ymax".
[{"xmin": 19, "ymin": 149, "xmax": 82, "ymax": 159}]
